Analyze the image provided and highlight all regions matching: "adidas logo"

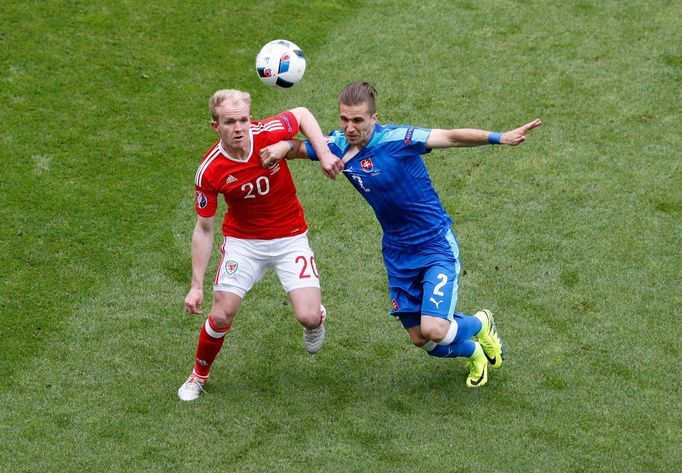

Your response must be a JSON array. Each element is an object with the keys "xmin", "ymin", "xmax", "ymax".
[{"xmin": 226, "ymin": 175, "xmax": 237, "ymax": 184}]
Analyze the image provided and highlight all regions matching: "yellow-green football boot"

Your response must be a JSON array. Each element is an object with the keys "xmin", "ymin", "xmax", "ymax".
[
  {"xmin": 466, "ymin": 342, "xmax": 488, "ymax": 388},
  {"xmin": 474, "ymin": 309, "xmax": 503, "ymax": 369}
]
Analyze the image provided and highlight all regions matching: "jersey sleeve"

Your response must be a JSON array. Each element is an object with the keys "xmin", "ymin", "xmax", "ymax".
[
  {"xmin": 304, "ymin": 131, "xmax": 344, "ymax": 161},
  {"xmin": 194, "ymin": 187, "xmax": 218, "ymax": 217},
  {"xmin": 259, "ymin": 111, "xmax": 300, "ymax": 145},
  {"xmin": 383, "ymin": 126, "xmax": 432, "ymax": 157}
]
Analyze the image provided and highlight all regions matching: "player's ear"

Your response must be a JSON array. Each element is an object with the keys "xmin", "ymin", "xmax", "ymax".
[{"xmin": 210, "ymin": 120, "xmax": 218, "ymax": 132}]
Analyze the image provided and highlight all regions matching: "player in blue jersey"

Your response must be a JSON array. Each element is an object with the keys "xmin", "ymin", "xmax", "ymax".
[{"xmin": 260, "ymin": 82, "xmax": 541, "ymax": 387}]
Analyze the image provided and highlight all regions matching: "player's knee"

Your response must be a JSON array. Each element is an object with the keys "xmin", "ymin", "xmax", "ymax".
[
  {"xmin": 420, "ymin": 324, "xmax": 447, "ymax": 343},
  {"xmin": 406, "ymin": 329, "xmax": 429, "ymax": 347},
  {"xmin": 209, "ymin": 311, "xmax": 234, "ymax": 329},
  {"xmin": 211, "ymin": 292, "xmax": 241, "ymax": 327},
  {"xmin": 420, "ymin": 317, "xmax": 453, "ymax": 343},
  {"xmin": 209, "ymin": 303, "xmax": 237, "ymax": 328},
  {"xmin": 295, "ymin": 306, "xmax": 323, "ymax": 329}
]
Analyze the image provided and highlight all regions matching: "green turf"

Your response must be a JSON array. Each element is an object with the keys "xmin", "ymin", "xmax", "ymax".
[{"xmin": 1, "ymin": 0, "xmax": 680, "ymax": 471}]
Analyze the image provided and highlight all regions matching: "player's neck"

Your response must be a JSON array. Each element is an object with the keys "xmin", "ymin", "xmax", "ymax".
[
  {"xmin": 222, "ymin": 140, "xmax": 250, "ymax": 161},
  {"xmin": 353, "ymin": 140, "xmax": 370, "ymax": 153},
  {"xmin": 343, "ymin": 145, "xmax": 360, "ymax": 162}
]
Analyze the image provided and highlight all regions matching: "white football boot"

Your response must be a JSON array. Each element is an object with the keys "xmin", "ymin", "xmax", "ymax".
[{"xmin": 177, "ymin": 374, "xmax": 206, "ymax": 401}]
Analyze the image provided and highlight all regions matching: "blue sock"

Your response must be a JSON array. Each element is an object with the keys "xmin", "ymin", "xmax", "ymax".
[
  {"xmin": 452, "ymin": 312, "xmax": 482, "ymax": 343},
  {"xmin": 426, "ymin": 340, "xmax": 476, "ymax": 358}
]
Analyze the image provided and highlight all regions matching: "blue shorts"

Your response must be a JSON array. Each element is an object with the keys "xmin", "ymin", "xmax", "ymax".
[{"xmin": 383, "ymin": 228, "xmax": 462, "ymax": 329}]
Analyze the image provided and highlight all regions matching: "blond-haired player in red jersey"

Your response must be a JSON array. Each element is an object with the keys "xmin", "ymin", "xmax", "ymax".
[{"xmin": 178, "ymin": 89, "xmax": 343, "ymax": 401}]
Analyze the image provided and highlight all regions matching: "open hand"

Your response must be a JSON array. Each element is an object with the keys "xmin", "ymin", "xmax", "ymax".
[{"xmin": 502, "ymin": 118, "xmax": 542, "ymax": 146}]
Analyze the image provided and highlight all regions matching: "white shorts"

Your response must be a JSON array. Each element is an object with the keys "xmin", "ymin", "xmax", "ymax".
[{"xmin": 213, "ymin": 231, "xmax": 320, "ymax": 298}]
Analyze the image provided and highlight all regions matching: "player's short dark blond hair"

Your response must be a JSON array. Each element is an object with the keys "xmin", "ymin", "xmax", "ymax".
[
  {"xmin": 337, "ymin": 82, "xmax": 377, "ymax": 115},
  {"xmin": 209, "ymin": 89, "xmax": 251, "ymax": 121}
]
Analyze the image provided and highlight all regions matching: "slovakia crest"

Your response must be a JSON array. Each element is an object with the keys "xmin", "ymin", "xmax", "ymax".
[
  {"xmin": 196, "ymin": 191, "xmax": 208, "ymax": 209},
  {"xmin": 360, "ymin": 158, "xmax": 374, "ymax": 173}
]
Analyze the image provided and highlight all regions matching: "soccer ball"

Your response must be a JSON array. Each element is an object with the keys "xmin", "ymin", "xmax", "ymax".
[{"xmin": 255, "ymin": 39, "xmax": 306, "ymax": 88}]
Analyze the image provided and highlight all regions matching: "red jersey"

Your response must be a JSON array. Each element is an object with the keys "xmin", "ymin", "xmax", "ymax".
[{"xmin": 194, "ymin": 111, "xmax": 307, "ymax": 239}]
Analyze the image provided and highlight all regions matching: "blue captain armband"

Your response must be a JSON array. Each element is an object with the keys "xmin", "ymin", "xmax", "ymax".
[{"xmin": 488, "ymin": 132, "xmax": 502, "ymax": 145}]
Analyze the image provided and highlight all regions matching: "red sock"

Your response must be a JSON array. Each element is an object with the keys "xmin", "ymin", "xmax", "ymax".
[{"xmin": 193, "ymin": 315, "xmax": 231, "ymax": 379}]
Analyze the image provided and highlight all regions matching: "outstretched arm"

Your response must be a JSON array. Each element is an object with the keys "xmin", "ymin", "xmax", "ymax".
[
  {"xmin": 287, "ymin": 107, "xmax": 344, "ymax": 178},
  {"xmin": 260, "ymin": 138, "xmax": 308, "ymax": 165},
  {"xmin": 426, "ymin": 118, "xmax": 542, "ymax": 149}
]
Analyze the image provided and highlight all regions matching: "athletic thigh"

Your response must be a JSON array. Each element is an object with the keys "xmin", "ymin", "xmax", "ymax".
[
  {"xmin": 214, "ymin": 237, "xmax": 270, "ymax": 298},
  {"xmin": 272, "ymin": 232, "xmax": 321, "ymax": 293},
  {"xmin": 420, "ymin": 263, "xmax": 459, "ymax": 321}
]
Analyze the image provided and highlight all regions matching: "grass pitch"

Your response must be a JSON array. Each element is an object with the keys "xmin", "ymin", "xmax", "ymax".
[{"xmin": 1, "ymin": 1, "xmax": 680, "ymax": 471}]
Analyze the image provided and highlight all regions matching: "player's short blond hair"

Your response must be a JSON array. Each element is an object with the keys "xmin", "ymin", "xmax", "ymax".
[{"xmin": 209, "ymin": 89, "xmax": 252, "ymax": 121}]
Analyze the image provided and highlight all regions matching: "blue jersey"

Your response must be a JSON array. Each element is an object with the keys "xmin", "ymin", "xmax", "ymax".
[{"xmin": 306, "ymin": 123, "xmax": 453, "ymax": 249}]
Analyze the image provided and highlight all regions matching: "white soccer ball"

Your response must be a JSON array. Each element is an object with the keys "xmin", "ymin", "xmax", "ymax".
[{"xmin": 255, "ymin": 39, "xmax": 306, "ymax": 88}]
